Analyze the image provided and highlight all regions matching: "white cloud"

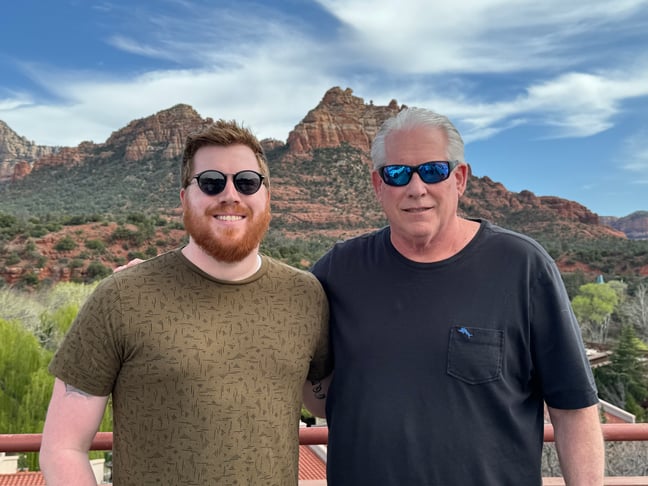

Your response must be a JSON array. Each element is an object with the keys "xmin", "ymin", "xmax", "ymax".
[
  {"xmin": 622, "ymin": 129, "xmax": 648, "ymax": 177},
  {"xmin": 2, "ymin": 0, "xmax": 648, "ymax": 151},
  {"xmin": 382, "ymin": 65, "xmax": 648, "ymax": 142},
  {"xmin": 0, "ymin": 95, "xmax": 33, "ymax": 112},
  {"xmin": 315, "ymin": 0, "xmax": 648, "ymax": 73},
  {"xmin": 1, "ymin": 43, "xmax": 339, "ymax": 146},
  {"xmin": 107, "ymin": 35, "xmax": 179, "ymax": 62},
  {"xmin": 0, "ymin": 2, "xmax": 342, "ymax": 146}
]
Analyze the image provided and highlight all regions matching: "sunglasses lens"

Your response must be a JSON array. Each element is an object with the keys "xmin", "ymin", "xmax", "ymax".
[
  {"xmin": 381, "ymin": 165, "xmax": 412, "ymax": 186},
  {"xmin": 197, "ymin": 171, "xmax": 226, "ymax": 195},
  {"xmin": 418, "ymin": 162, "xmax": 450, "ymax": 183},
  {"xmin": 233, "ymin": 171, "xmax": 263, "ymax": 195},
  {"xmin": 193, "ymin": 170, "xmax": 264, "ymax": 196}
]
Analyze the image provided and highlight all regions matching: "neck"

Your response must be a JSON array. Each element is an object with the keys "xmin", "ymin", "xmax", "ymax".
[
  {"xmin": 391, "ymin": 217, "xmax": 479, "ymax": 263},
  {"xmin": 182, "ymin": 241, "xmax": 261, "ymax": 281}
]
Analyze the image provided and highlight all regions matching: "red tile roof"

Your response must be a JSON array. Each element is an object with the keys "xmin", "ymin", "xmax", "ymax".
[
  {"xmin": 0, "ymin": 472, "xmax": 45, "ymax": 486},
  {"xmin": 298, "ymin": 445, "xmax": 327, "ymax": 480},
  {"xmin": 0, "ymin": 449, "xmax": 326, "ymax": 484}
]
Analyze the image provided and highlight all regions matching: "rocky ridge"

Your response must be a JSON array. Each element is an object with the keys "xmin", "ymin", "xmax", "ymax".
[
  {"xmin": 1, "ymin": 86, "xmax": 647, "ymax": 286},
  {"xmin": 0, "ymin": 121, "xmax": 56, "ymax": 182},
  {"xmin": 286, "ymin": 87, "xmax": 402, "ymax": 159},
  {"xmin": 601, "ymin": 212, "xmax": 648, "ymax": 240}
]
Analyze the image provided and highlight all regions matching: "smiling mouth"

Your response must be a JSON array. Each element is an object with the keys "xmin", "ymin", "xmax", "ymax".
[
  {"xmin": 403, "ymin": 207, "xmax": 431, "ymax": 213},
  {"xmin": 214, "ymin": 215, "xmax": 245, "ymax": 221}
]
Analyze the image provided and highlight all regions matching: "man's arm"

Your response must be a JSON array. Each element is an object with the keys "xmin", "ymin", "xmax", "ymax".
[
  {"xmin": 302, "ymin": 374, "xmax": 332, "ymax": 418},
  {"xmin": 547, "ymin": 403, "xmax": 605, "ymax": 485},
  {"xmin": 40, "ymin": 378, "xmax": 109, "ymax": 486}
]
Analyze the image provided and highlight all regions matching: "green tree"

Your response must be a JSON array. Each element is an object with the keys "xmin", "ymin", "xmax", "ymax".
[
  {"xmin": 594, "ymin": 325, "xmax": 648, "ymax": 422},
  {"xmin": 0, "ymin": 318, "xmax": 54, "ymax": 470},
  {"xmin": 572, "ymin": 282, "xmax": 619, "ymax": 343},
  {"xmin": 625, "ymin": 283, "xmax": 648, "ymax": 340},
  {"xmin": 0, "ymin": 283, "xmax": 112, "ymax": 470},
  {"xmin": 38, "ymin": 303, "xmax": 80, "ymax": 351},
  {"xmin": 0, "ymin": 288, "xmax": 45, "ymax": 333}
]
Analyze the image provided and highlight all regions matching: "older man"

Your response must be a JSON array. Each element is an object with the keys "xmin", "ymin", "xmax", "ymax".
[{"xmin": 306, "ymin": 107, "xmax": 604, "ymax": 485}]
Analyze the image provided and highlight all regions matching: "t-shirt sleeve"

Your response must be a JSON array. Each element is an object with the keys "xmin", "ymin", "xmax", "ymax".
[
  {"xmin": 48, "ymin": 276, "xmax": 124, "ymax": 396},
  {"xmin": 531, "ymin": 257, "xmax": 599, "ymax": 409},
  {"xmin": 306, "ymin": 275, "xmax": 333, "ymax": 382}
]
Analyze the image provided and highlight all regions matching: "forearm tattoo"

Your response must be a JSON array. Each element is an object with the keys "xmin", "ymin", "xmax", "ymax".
[
  {"xmin": 310, "ymin": 380, "xmax": 326, "ymax": 400},
  {"xmin": 64, "ymin": 383, "xmax": 93, "ymax": 398}
]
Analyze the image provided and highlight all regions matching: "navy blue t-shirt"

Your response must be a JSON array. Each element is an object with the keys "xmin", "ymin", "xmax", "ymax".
[{"xmin": 311, "ymin": 220, "xmax": 598, "ymax": 486}]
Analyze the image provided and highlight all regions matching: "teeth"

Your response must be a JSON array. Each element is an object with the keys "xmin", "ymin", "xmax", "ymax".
[{"xmin": 215, "ymin": 215, "xmax": 244, "ymax": 221}]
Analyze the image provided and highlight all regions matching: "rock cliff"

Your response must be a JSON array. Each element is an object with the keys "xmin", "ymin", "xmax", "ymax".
[
  {"xmin": 461, "ymin": 176, "xmax": 625, "ymax": 238},
  {"xmin": 601, "ymin": 212, "xmax": 648, "ymax": 240},
  {"xmin": 1, "ymin": 104, "xmax": 214, "ymax": 183},
  {"xmin": 0, "ymin": 121, "xmax": 56, "ymax": 181},
  {"xmin": 102, "ymin": 104, "xmax": 212, "ymax": 162},
  {"xmin": 286, "ymin": 87, "xmax": 402, "ymax": 159}
]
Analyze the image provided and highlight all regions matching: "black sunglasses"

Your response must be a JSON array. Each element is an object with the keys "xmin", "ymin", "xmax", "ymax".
[
  {"xmin": 190, "ymin": 170, "xmax": 265, "ymax": 196},
  {"xmin": 379, "ymin": 161, "xmax": 459, "ymax": 187}
]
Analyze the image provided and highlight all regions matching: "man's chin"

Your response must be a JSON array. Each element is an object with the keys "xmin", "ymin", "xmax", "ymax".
[{"xmin": 197, "ymin": 239, "xmax": 258, "ymax": 263}]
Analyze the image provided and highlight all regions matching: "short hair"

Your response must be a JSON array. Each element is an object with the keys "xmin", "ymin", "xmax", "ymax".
[
  {"xmin": 180, "ymin": 119, "xmax": 269, "ymax": 188},
  {"xmin": 370, "ymin": 107, "xmax": 465, "ymax": 169}
]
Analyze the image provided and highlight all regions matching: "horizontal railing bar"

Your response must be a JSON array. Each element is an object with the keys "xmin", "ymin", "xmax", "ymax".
[
  {"xmin": 543, "ymin": 423, "xmax": 648, "ymax": 442},
  {"xmin": 2, "ymin": 424, "xmax": 648, "ymax": 453}
]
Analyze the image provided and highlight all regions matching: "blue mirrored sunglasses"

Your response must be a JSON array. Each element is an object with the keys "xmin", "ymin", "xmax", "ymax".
[{"xmin": 379, "ymin": 161, "xmax": 459, "ymax": 187}]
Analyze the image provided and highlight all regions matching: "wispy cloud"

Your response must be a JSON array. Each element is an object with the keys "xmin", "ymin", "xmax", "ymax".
[
  {"xmin": 316, "ymin": 0, "xmax": 648, "ymax": 73},
  {"xmin": 2, "ymin": 0, "xmax": 648, "ymax": 150},
  {"xmin": 0, "ymin": 92, "xmax": 33, "ymax": 111},
  {"xmin": 622, "ymin": 129, "xmax": 648, "ymax": 183},
  {"xmin": 107, "ymin": 36, "xmax": 179, "ymax": 62}
]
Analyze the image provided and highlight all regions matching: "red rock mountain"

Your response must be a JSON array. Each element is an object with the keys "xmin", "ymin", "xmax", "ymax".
[
  {"xmin": 1, "ymin": 86, "xmax": 647, "ymax": 286},
  {"xmin": 286, "ymin": 87, "xmax": 402, "ymax": 159},
  {"xmin": 601, "ymin": 212, "xmax": 648, "ymax": 240},
  {"xmin": 0, "ymin": 87, "xmax": 634, "ymax": 242},
  {"xmin": 0, "ymin": 120, "xmax": 56, "ymax": 182},
  {"xmin": 26, "ymin": 104, "xmax": 215, "ymax": 175}
]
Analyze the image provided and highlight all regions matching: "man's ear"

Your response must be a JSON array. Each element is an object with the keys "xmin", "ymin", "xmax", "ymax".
[
  {"xmin": 371, "ymin": 170, "xmax": 383, "ymax": 200},
  {"xmin": 455, "ymin": 163, "xmax": 469, "ymax": 197}
]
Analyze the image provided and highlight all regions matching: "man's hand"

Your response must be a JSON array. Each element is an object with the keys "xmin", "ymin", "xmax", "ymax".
[{"xmin": 114, "ymin": 258, "xmax": 146, "ymax": 273}]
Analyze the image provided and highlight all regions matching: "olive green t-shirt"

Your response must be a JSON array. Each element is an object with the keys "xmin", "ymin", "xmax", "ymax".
[{"xmin": 49, "ymin": 250, "xmax": 331, "ymax": 485}]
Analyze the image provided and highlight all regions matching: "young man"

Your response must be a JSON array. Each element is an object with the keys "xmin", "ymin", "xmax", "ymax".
[
  {"xmin": 306, "ymin": 107, "xmax": 605, "ymax": 485},
  {"xmin": 40, "ymin": 120, "xmax": 331, "ymax": 485}
]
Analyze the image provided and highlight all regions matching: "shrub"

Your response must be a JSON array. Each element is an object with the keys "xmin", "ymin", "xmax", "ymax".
[
  {"xmin": 54, "ymin": 235, "xmax": 77, "ymax": 252},
  {"xmin": 85, "ymin": 239, "xmax": 106, "ymax": 252},
  {"xmin": 6, "ymin": 253, "xmax": 20, "ymax": 265},
  {"xmin": 69, "ymin": 259, "xmax": 84, "ymax": 269},
  {"xmin": 85, "ymin": 261, "xmax": 111, "ymax": 282},
  {"xmin": 19, "ymin": 272, "xmax": 39, "ymax": 287}
]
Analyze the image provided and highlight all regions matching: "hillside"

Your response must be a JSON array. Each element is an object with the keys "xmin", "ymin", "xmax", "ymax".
[
  {"xmin": 601, "ymin": 212, "xmax": 648, "ymax": 240},
  {"xmin": 1, "ymin": 87, "xmax": 648, "ymax": 288}
]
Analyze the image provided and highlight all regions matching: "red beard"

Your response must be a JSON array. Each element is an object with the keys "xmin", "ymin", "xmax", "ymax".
[{"xmin": 183, "ymin": 200, "xmax": 271, "ymax": 263}]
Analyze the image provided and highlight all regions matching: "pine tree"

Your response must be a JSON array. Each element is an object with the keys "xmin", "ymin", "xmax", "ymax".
[{"xmin": 594, "ymin": 325, "xmax": 648, "ymax": 421}]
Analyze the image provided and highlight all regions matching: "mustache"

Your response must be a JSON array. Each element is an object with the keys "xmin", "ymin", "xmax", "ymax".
[{"xmin": 206, "ymin": 202, "xmax": 252, "ymax": 216}]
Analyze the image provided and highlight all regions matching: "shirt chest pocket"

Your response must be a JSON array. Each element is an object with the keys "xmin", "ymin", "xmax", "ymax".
[{"xmin": 446, "ymin": 327, "xmax": 503, "ymax": 385}]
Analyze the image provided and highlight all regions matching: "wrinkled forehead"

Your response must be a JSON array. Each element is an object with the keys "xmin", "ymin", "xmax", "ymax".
[{"xmin": 384, "ymin": 127, "xmax": 449, "ymax": 164}]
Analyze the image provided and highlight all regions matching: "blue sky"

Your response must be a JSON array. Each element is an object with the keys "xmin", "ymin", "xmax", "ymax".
[{"xmin": 1, "ymin": 0, "xmax": 648, "ymax": 217}]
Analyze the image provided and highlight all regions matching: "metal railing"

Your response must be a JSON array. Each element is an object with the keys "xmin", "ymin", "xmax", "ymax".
[{"xmin": 2, "ymin": 424, "xmax": 648, "ymax": 485}]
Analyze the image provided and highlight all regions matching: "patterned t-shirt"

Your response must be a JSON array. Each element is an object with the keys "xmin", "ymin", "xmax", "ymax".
[{"xmin": 49, "ymin": 249, "xmax": 331, "ymax": 486}]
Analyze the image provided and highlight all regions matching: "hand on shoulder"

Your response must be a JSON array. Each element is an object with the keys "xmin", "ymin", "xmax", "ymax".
[{"xmin": 113, "ymin": 258, "xmax": 147, "ymax": 273}]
